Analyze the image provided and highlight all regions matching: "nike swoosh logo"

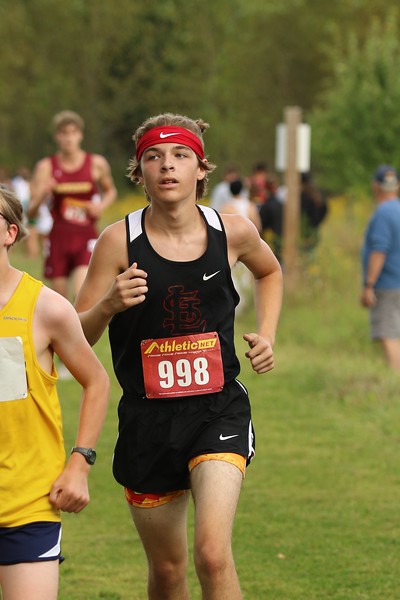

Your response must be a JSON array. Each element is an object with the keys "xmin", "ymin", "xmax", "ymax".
[
  {"xmin": 160, "ymin": 132, "xmax": 180, "ymax": 139},
  {"xmin": 219, "ymin": 434, "xmax": 239, "ymax": 441},
  {"xmin": 203, "ymin": 271, "xmax": 221, "ymax": 281}
]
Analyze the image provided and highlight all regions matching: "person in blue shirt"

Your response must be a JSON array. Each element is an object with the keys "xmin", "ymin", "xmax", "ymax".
[{"xmin": 361, "ymin": 164, "xmax": 400, "ymax": 370}]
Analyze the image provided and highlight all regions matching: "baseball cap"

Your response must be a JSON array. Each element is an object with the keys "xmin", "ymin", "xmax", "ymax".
[{"xmin": 372, "ymin": 165, "xmax": 399, "ymax": 190}]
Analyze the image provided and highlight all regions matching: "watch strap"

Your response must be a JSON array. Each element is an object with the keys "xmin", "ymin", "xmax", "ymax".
[{"xmin": 71, "ymin": 446, "xmax": 96, "ymax": 465}]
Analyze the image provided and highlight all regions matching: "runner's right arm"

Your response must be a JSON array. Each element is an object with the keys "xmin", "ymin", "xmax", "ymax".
[{"xmin": 75, "ymin": 221, "xmax": 148, "ymax": 345}]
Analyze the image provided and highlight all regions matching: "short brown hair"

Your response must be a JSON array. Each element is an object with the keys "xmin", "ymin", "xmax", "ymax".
[
  {"xmin": 52, "ymin": 110, "xmax": 84, "ymax": 133},
  {"xmin": 0, "ymin": 185, "xmax": 29, "ymax": 245},
  {"xmin": 128, "ymin": 113, "xmax": 216, "ymax": 201}
]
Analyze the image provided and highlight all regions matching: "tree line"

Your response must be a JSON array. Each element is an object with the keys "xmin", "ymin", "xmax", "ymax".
[{"xmin": 0, "ymin": 0, "xmax": 399, "ymax": 193}]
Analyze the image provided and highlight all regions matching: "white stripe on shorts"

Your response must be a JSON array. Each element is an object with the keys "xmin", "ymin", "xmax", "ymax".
[{"xmin": 38, "ymin": 526, "xmax": 62, "ymax": 559}]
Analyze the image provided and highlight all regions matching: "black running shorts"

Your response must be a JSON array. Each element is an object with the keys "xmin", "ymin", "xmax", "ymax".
[{"xmin": 113, "ymin": 379, "xmax": 255, "ymax": 493}]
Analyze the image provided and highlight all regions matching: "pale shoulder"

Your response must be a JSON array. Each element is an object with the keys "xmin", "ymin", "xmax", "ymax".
[
  {"xmin": 97, "ymin": 218, "xmax": 126, "ymax": 245},
  {"xmin": 92, "ymin": 153, "xmax": 112, "ymax": 172},
  {"xmin": 35, "ymin": 286, "xmax": 79, "ymax": 331},
  {"xmin": 219, "ymin": 212, "xmax": 269, "ymax": 268},
  {"xmin": 37, "ymin": 285, "xmax": 75, "ymax": 316}
]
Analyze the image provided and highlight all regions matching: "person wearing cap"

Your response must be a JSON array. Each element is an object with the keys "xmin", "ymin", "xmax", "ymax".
[
  {"xmin": 75, "ymin": 112, "xmax": 282, "ymax": 599},
  {"xmin": 0, "ymin": 185, "xmax": 109, "ymax": 599},
  {"xmin": 361, "ymin": 164, "xmax": 400, "ymax": 370}
]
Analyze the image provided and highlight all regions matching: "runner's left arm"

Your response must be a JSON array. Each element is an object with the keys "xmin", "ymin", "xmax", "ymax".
[
  {"xmin": 86, "ymin": 154, "xmax": 117, "ymax": 219},
  {"xmin": 222, "ymin": 214, "xmax": 283, "ymax": 374},
  {"xmin": 36, "ymin": 288, "xmax": 110, "ymax": 512}
]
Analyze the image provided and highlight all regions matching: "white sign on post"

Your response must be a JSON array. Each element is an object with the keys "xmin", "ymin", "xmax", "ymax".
[{"xmin": 275, "ymin": 123, "xmax": 311, "ymax": 172}]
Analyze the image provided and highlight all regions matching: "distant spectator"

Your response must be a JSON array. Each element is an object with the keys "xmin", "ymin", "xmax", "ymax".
[
  {"xmin": 210, "ymin": 165, "xmax": 243, "ymax": 210},
  {"xmin": 360, "ymin": 164, "xmax": 400, "ymax": 370},
  {"xmin": 300, "ymin": 172, "xmax": 328, "ymax": 251},
  {"xmin": 274, "ymin": 171, "xmax": 328, "ymax": 255},
  {"xmin": 248, "ymin": 162, "xmax": 276, "ymax": 205},
  {"xmin": 258, "ymin": 190, "xmax": 284, "ymax": 262},
  {"xmin": 11, "ymin": 167, "xmax": 31, "ymax": 215},
  {"xmin": 12, "ymin": 167, "xmax": 53, "ymax": 259},
  {"xmin": 220, "ymin": 179, "xmax": 261, "ymax": 232}
]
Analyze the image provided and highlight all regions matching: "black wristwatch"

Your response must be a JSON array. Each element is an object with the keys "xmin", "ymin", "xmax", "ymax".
[{"xmin": 71, "ymin": 447, "xmax": 97, "ymax": 465}]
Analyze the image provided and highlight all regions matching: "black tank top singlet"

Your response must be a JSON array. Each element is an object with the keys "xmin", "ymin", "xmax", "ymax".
[{"xmin": 108, "ymin": 205, "xmax": 241, "ymax": 398}]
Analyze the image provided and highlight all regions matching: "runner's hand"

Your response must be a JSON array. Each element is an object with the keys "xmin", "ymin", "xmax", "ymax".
[
  {"xmin": 243, "ymin": 333, "xmax": 274, "ymax": 374},
  {"xmin": 104, "ymin": 262, "xmax": 148, "ymax": 314},
  {"xmin": 49, "ymin": 465, "xmax": 90, "ymax": 514}
]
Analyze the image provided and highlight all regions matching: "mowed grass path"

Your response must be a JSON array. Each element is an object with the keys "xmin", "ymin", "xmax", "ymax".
[{"xmin": 11, "ymin": 194, "xmax": 400, "ymax": 599}]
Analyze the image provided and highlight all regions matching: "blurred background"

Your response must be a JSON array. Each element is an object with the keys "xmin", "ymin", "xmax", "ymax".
[{"xmin": 1, "ymin": 0, "xmax": 400, "ymax": 195}]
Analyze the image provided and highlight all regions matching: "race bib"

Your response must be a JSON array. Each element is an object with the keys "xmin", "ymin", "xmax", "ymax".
[
  {"xmin": 0, "ymin": 337, "xmax": 28, "ymax": 402},
  {"xmin": 141, "ymin": 332, "xmax": 224, "ymax": 399},
  {"xmin": 61, "ymin": 197, "xmax": 90, "ymax": 226}
]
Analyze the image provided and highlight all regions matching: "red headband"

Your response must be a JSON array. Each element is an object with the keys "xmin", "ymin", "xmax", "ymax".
[{"xmin": 135, "ymin": 126, "xmax": 204, "ymax": 161}]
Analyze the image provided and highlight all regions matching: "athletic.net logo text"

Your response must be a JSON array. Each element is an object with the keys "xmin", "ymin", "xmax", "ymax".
[{"xmin": 144, "ymin": 335, "xmax": 218, "ymax": 355}]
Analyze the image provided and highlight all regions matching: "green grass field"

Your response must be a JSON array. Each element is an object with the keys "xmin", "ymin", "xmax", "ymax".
[{"xmin": 10, "ymin": 194, "xmax": 400, "ymax": 599}]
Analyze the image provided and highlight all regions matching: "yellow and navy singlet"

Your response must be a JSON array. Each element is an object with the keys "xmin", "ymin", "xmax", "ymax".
[{"xmin": 0, "ymin": 273, "xmax": 65, "ymax": 527}]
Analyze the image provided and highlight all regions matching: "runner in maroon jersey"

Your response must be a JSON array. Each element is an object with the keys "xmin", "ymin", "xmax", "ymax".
[
  {"xmin": 75, "ymin": 112, "xmax": 282, "ymax": 600},
  {"xmin": 29, "ymin": 111, "xmax": 117, "ymax": 300}
]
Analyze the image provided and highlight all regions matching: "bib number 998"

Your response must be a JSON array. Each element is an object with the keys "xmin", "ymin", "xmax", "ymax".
[
  {"xmin": 141, "ymin": 332, "xmax": 224, "ymax": 398},
  {"xmin": 159, "ymin": 357, "xmax": 209, "ymax": 389}
]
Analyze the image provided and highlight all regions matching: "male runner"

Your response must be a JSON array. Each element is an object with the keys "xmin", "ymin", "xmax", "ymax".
[
  {"xmin": 75, "ymin": 112, "xmax": 282, "ymax": 599},
  {"xmin": 29, "ymin": 110, "xmax": 117, "ymax": 300},
  {"xmin": 0, "ymin": 185, "xmax": 109, "ymax": 600}
]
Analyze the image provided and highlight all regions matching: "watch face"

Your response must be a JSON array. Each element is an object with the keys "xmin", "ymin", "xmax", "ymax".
[
  {"xmin": 87, "ymin": 449, "xmax": 97, "ymax": 465},
  {"xmin": 72, "ymin": 447, "xmax": 97, "ymax": 465}
]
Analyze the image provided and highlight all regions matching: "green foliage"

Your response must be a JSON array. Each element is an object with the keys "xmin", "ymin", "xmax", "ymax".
[
  {"xmin": 311, "ymin": 10, "xmax": 400, "ymax": 192},
  {"xmin": 2, "ymin": 0, "xmax": 400, "ymax": 191}
]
